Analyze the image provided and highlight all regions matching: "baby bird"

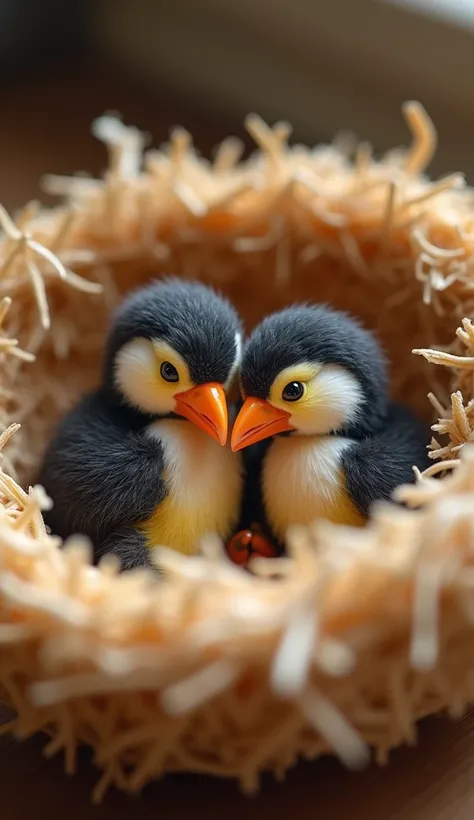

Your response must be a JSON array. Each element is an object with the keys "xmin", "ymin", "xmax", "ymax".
[
  {"xmin": 40, "ymin": 278, "xmax": 243, "ymax": 570},
  {"xmin": 231, "ymin": 304, "xmax": 430, "ymax": 544}
]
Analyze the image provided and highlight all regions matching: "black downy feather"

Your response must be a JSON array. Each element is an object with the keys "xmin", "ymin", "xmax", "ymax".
[
  {"xmin": 241, "ymin": 304, "xmax": 389, "ymax": 439},
  {"xmin": 39, "ymin": 390, "xmax": 167, "ymax": 549},
  {"xmin": 103, "ymin": 276, "xmax": 241, "ymax": 405},
  {"xmin": 97, "ymin": 526, "xmax": 155, "ymax": 572},
  {"xmin": 237, "ymin": 439, "xmax": 272, "ymax": 532},
  {"xmin": 341, "ymin": 400, "xmax": 431, "ymax": 516}
]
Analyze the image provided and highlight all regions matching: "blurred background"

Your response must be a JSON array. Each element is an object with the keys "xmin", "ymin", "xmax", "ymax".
[{"xmin": 1, "ymin": 0, "xmax": 474, "ymax": 211}]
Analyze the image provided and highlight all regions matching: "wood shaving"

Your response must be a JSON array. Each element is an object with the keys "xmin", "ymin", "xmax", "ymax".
[{"xmin": 402, "ymin": 101, "xmax": 437, "ymax": 175}]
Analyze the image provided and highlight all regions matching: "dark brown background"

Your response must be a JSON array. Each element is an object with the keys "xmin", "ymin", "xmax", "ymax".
[
  {"xmin": 2, "ymin": 700, "xmax": 474, "ymax": 819},
  {"xmin": 0, "ymin": 61, "xmax": 244, "ymax": 213},
  {"xmin": 1, "ymin": 56, "xmax": 474, "ymax": 818}
]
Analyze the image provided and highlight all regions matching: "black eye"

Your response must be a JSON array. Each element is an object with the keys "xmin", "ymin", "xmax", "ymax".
[
  {"xmin": 282, "ymin": 381, "xmax": 304, "ymax": 402},
  {"xmin": 160, "ymin": 361, "xmax": 179, "ymax": 383}
]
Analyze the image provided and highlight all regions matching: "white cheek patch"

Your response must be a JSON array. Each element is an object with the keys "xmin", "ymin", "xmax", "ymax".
[
  {"xmin": 114, "ymin": 338, "xmax": 176, "ymax": 415},
  {"xmin": 292, "ymin": 365, "xmax": 365, "ymax": 435},
  {"xmin": 224, "ymin": 332, "xmax": 242, "ymax": 391}
]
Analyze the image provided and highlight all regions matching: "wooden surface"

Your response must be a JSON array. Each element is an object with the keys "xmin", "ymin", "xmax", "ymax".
[
  {"xmin": 1, "ymin": 56, "xmax": 474, "ymax": 818},
  {"xmin": 2, "ymin": 704, "xmax": 474, "ymax": 819}
]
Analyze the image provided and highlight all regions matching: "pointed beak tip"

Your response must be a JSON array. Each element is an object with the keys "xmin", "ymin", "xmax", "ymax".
[
  {"xmin": 231, "ymin": 396, "xmax": 293, "ymax": 450},
  {"xmin": 175, "ymin": 382, "xmax": 228, "ymax": 444},
  {"xmin": 230, "ymin": 431, "xmax": 245, "ymax": 452},
  {"xmin": 218, "ymin": 428, "xmax": 228, "ymax": 447}
]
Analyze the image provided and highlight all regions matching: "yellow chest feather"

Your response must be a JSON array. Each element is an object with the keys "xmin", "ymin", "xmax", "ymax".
[
  {"xmin": 263, "ymin": 434, "xmax": 365, "ymax": 542},
  {"xmin": 139, "ymin": 420, "xmax": 243, "ymax": 555}
]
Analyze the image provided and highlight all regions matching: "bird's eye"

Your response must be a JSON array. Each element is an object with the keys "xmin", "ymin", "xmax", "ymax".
[
  {"xmin": 160, "ymin": 361, "xmax": 179, "ymax": 383},
  {"xmin": 282, "ymin": 381, "xmax": 305, "ymax": 402}
]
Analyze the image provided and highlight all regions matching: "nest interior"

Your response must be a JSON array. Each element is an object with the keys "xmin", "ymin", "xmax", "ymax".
[{"xmin": 1, "ymin": 102, "xmax": 474, "ymax": 802}]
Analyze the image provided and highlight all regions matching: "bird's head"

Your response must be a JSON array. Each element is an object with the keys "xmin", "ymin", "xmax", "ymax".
[
  {"xmin": 104, "ymin": 278, "xmax": 242, "ymax": 445},
  {"xmin": 231, "ymin": 305, "xmax": 388, "ymax": 452}
]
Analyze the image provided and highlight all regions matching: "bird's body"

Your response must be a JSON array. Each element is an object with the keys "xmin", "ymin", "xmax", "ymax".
[
  {"xmin": 40, "ymin": 279, "xmax": 243, "ymax": 570},
  {"xmin": 138, "ymin": 418, "xmax": 242, "ymax": 554},
  {"xmin": 262, "ymin": 434, "xmax": 364, "ymax": 540},
  {"xmin": 259, "ymin": 401, "xmax": 429, "ymax": 541},
  {"xmin": 231, "ymin": 304, "xmax": 430, "ymax": 543}
]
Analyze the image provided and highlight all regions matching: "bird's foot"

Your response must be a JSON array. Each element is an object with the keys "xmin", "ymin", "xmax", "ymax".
[{"xmin": 226, "ymin": 524, "xmax": 277, "ymax": 567}]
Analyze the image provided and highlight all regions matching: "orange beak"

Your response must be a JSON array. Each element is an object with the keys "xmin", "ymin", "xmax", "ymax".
[
  {"xmin": 231, "ymin": 397, "xmax": 294, "ymax": 452},
  {"xmin": 175, "ymin": 383, "xmax": 228, "ymax": 445}
]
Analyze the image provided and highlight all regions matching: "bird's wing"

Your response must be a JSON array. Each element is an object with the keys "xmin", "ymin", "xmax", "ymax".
[
  {"xmin": 96, "ymin": 526, "xmax": 157, "ymax": 571},
  {"xmin": 39, "ymin": 392, "xmax": 166, "ymax": 542},
  {"xmin": 341, "ymin": 402, "xmax": 431, "ymax": 517}
]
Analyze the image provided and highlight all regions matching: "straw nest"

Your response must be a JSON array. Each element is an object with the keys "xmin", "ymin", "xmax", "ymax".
[{"xmin": 2, "ymin": 102, "xmax": 474, "ymax": 802}]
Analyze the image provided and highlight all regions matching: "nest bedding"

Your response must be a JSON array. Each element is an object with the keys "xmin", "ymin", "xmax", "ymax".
[{"xmin": 0, "ymin": 102, "xmax": 474, "ymax": 800}]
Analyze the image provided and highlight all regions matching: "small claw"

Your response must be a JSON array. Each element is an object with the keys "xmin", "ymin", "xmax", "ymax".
[
  {"xmin": 250, "ymin": 533, "xmax": 277, "ymax": 559},
  {"xmin": 226, "ymin": 528, "xmax": 278, "ymax": 566},
  {"xmin": 226, "ymin": 530, "xmax": 254, "ymax": 565}
]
